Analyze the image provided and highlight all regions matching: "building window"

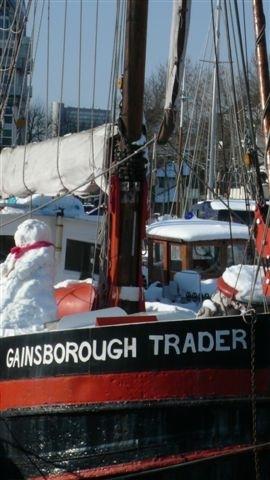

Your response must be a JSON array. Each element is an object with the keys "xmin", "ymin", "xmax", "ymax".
[
  {"xmin": 65, "ymin": 239, "xmax": 100, "ymax": 278},
  {"xmin": 2, "ymin": 137, "xmax": 12, "ymax": 145},
  {"xmin": 4, "ymin": 116, "xmax": 12, "ymax": 124},
  {"xmin": 0, "ymin": 16, "xmax": 10, "ymax": 28},
  {"xmin": 158, "ymin": 177, "xmax": 165, "ymax": 188},
  {"xmin": 3, "ymin": 129, "xmax": 11, "ymax": 136}
]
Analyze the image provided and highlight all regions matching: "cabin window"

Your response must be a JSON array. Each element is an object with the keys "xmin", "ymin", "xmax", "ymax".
[
  {"xmin": 227, "ymin": 243, "xmax": 247, "ymax": 266},
  {"xmin": 153, "ymin": 241, "xmax": 164, "ymax": 266},
  {"xmin": 170, "ymin": 244, "xmax": 181, "ymax": 271},
  {"xmin": 65, "ymin": 239, "xmax": 100, "ymax": 278},
  {"xmin": 149, "ymin": 241, "xmax": 166, "ymax": 283},
  {"xmin": 192, "ymin": 245, "xmax": 220, "ymax": 274},
  {"xmin": 0, "ymin": 235, "xmax": 15, "ymax": 261}
]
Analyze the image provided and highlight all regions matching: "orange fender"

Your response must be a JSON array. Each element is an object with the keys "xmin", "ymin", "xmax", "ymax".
[{"xmin": 55, "ymin": 282, "xmax": 97, "ymax": 318}]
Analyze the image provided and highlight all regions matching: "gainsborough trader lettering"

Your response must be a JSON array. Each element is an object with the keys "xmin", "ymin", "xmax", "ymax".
[
  {"xmin": 6, "ymin": 329, "xmax": 247, "ymax": 369},
  {"xmin": 6, "ymin": 337, "xmax": 137, "ymax": 368}
]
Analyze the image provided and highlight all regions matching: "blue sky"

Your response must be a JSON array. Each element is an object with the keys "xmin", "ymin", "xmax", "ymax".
[{"xmin": 29, "ymin": 0, "xmax": 267, "ymax": 110}]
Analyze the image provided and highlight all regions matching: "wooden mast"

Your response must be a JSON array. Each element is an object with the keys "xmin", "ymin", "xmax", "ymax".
[
  {"xmin": 252, "ymin": 0, "xmax": 270, "ymax": 176},
  {"xmin": 104, "ymin": 0, "xmax": 148, "ymax": 314},
  {"xmin": 121, "ymin": 1, "xmax": 148, "ymax": 142}
]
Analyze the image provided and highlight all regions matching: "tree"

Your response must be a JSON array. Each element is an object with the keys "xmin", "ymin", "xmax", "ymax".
[
  {"xmin": 144, "ymin": 64, "xmax": 167, "ymax": 140},
  {"xmin": 24, "ymin": 102, "xmax": 47, "ymax": 143}
]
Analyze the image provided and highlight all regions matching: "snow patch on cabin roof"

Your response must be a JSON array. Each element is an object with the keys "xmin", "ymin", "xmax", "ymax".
[{"xmin": 146, "ymin": 218, "xmax": 249, "ymax": 242}]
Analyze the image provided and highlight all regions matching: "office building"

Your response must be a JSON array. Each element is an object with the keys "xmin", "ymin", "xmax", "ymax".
[
  {"xmin": 51, "ymin": 101, "xmax": 110, "ymax": 137},
  {"xmin": 0, "ymin": 0, "xmax": 31, "ymax": 147}
]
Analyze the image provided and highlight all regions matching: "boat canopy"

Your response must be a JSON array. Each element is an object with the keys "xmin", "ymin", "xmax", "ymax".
[
  {"xmin": 146, "ymin": 218, "xmax": 250, "ymax": 242},
  {"xmin": 205, "ymin": 199, "xmax": 257, "ymax": 212},
  {"xmin": 0, "ymin": 124, "xmax": 116, "ymax": 198}
]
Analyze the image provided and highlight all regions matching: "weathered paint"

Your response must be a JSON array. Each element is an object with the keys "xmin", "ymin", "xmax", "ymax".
[
  {"xmin": 1, "ymin": 313, "xmax": 270, "ymax": 479},
  {"xmin": 0, "ymin": 369, "xmax": 270, "ymax": 411}
]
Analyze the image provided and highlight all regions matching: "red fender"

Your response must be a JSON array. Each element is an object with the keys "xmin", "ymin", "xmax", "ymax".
[
  {"xmin": 217, "ymin": 276, "xmax": 238, "ymax": 299},
  {"xmin": 55, "ymin": 282, "xmax": 97, "ymax": 318}
]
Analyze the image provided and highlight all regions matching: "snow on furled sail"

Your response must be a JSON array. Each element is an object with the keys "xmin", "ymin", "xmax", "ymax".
[
  {"xmin": 157, "ymin": 0, "xmax": 191, "ymax": 144},
  {"xmin": 0, "ymin": 124, "xmax": 116, "ymax": 198}
]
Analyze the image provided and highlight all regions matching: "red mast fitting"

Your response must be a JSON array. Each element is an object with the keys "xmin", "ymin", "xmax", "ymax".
[{"xmin": 106, "ymin": 0, "xmax": 148, "ymax": 314}]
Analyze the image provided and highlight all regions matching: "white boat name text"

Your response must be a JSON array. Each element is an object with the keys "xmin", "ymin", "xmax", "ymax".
[{"xmin": 6, "ymin": 329, "xmax": 247, "ymax": 368}]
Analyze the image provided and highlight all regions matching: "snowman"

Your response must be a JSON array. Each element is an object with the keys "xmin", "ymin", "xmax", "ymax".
[{"xmin": 0, "ymin": 219, "xmax": 57, "ymax": 335}]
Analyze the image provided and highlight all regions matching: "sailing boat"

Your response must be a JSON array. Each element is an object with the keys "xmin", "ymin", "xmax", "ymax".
[{"xmin": 0, "ymin": 1, "xmax": 270, "ymax": 479}]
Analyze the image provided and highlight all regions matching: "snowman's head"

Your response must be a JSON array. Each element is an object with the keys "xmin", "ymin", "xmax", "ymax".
[{"xmin": 14, "ymin": 219, "xmax": 52, "ymax": 247}]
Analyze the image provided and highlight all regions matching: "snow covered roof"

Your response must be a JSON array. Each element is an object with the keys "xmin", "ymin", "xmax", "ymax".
[{"xmin": 146, "ymin": 218, "xmax": 250, "ymax": 242}]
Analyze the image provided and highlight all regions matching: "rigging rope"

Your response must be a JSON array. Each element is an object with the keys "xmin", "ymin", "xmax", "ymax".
[
  {"xmin": 89, "ymin": 0, "xmax": 99, "ymax": 183},
  {"xmin": 222, "ymin": 0, "xmax": 248, "ymax": 193},
  {"xmin": 45, "ymin": 0, "xmax": 50, "ymax": 137},
  {"xmin": 77, "ymin": 0, "xmax": 83, "ymax": 133},
  {"xmin": 95, "ymin": 0, "xmax": 126, "ymax": 286},
  {"xmin": 233, "ymin": 0, "xmax": 264, "ymax": 202},
  {"xmin": 22, "ymin": 0, "xmax": 45, "ymax": 195},
  {"xmin": 55, "ymin": 0, "xmax": 68, "ymax": 192},
  {"xmin": 181, "ymin": 62, "xmax": 212, "ymax": 214},
  {"xmin": 166, "ymin": 21, "xmax": 212, "ymax": 216},
  {"xmin": 242, "ymin": 0, "xmax": 249, "ymax": 80},
  {"xmin": 167, "ymin": 140, "xmax": 253, "ymax": 226},
  {"xmin": 210, "ymin": 0, "xmax": 227, "ymax": 195}
]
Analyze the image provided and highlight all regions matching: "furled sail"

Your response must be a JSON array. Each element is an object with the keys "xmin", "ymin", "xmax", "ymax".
[
  {"xmin": 157, "ymin": 0, "xmax": 191, "ymax": 144},
  {"xmin": 0, "ymin": 124, "xmax": 116, "ymax": 198}
]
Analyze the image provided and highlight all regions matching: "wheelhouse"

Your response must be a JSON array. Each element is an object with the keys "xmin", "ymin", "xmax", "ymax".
[{"xmin": 146, "ymin": 218, "xmax": 251, "ymax": 284}]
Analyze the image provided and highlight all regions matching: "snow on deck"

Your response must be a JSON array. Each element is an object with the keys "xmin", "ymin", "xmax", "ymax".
[
  {"xmin": 222, "ymin": 264, "xmax": 266, "ymax": 303},
  {"xmin": 146, "ymin": 218, "xmax": 249, "ymax": 242},
  {"xmin": 0, "ymin": 194, "xmax": 88, "ymax": 219}
]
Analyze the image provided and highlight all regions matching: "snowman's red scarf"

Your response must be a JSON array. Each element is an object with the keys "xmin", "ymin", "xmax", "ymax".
[{"xmin": 10, "ymin": 241, "xmax": 54, "ymax": 259}]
